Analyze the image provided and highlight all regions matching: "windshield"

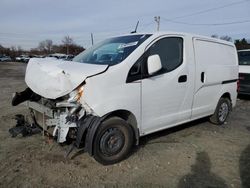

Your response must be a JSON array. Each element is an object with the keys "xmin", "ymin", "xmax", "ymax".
[
  {"xmin": 73, "ymin": 34, "xmax": 151, "ymax": 65},
  {"xmin": 238, "ymin": 51, "xmax": 250, "ymax": 65}
]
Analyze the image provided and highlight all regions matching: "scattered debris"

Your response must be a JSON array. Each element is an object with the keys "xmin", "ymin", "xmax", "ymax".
[{"xmin": 9, "ymin": 114, "xmax": 41, "ymax": 137}]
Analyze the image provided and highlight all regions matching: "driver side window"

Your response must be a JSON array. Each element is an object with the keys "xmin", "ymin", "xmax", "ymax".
[
  {"xmin": 127, "ymin": 37, "xmax": 183, "ymax": 82},
  {"xmin": 149, "ymin": 37, "xmax": 183, "ymax": 74}
]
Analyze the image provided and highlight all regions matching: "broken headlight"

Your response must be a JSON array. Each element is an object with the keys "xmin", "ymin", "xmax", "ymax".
[{"xmin": 67, "ymin": 86, "xmax": 84, "ymax": 103}]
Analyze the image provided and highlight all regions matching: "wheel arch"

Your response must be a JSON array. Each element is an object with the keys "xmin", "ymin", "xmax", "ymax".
[
  {"xmin": 210, "ymin": 91, "xmax": 233, "ymax": 116},
  {"xmin": 101, "ymin": 109, "xmax": 139, "ymax": 145},
  {"xmin": 82, "ymin": 109, "xmax": 139, "ymax": 156},
  {"xmin": 220, "ymin": 92, "xmax": 232, "ymax": 110},
  {"xmin": 221, "ymin": 92, "xmax": 231, "ymax": 100}
]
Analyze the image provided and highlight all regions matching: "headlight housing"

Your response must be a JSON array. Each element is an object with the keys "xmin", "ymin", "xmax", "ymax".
[{"xmin": 67, "ymin": 85, "xmax": 84, "ymax": 103}]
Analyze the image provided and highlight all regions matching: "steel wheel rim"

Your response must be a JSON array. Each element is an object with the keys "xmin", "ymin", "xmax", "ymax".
[
  {"xmin": 218, "ymin": 102, "xmax": 229, "ymax": 122},
  {"xmin": 99, "ymin": 127, "xmax": 125, "ymax": 156}
]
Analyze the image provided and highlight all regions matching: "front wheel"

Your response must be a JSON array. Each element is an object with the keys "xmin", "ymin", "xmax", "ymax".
[
  {"xmin": 93, "ymin": 117, "xmax": 134, "ymax": 165},
  {"xmin": 210, "ymin": 98, "xmax": 231, "ymax": 125}
]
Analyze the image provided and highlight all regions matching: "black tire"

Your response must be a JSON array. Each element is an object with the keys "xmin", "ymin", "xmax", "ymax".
[
  {"xmin": 93, "ymin": 117, "xmax": 134, "ymax": 165},
  {"xmin": 210, "ymin": 97, "xmax": 231, "ymax": 125}
]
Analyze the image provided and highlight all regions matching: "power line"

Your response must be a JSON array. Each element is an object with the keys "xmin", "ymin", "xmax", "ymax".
[
  {"xmin": 139, "ymin": 21, "xmax": 155, "ymax": 31},
  {"xmin": 170, "ymin": 0, "xmax": 250, "ymax": 20},
  {"xmin": 161, "ymin": 17, "xmax": 250, "ymax": 26}
]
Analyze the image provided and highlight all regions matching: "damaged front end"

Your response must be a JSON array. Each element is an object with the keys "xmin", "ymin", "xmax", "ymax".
[
  {"xmin": 11, "ymin": 85, "xmax": 103, "ymax": 158},
  {"xmin": 10, "ymin": 58, "xmax": 108, "ymax": 155},
  {"xmin": 11, "ymin": 85, "xmax": 86, "ymax": 143}
]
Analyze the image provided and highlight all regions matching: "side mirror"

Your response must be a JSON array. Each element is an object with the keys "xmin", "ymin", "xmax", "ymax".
[{"xmin": 147, "ymin": 54, "xmax": 162, "ymax": 75}]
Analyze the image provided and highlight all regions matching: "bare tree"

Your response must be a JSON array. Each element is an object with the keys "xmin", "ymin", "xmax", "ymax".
[
  {"xmin": 52, "ymin": 44, "xmax": 85, "ymax": 55},
  {"xmin": 235, "ymin": 38, "xmax": 250, "ymax": 50},
  {"xmin": 62, "ymin": 35, "xmax": 74, "ymax": 54},
  {"xmin": 45, "ymin": 39, "xmax": 53, "ymax": 54},
  {"xmin": 10, "ymin": 46, "xmax": 17, "ymax": 59},
  {"xmin": 38, "ymin": 41, "xmax": 46, "ymax": 52},
  {"xmin": 220, "ymin": 35, "xmax": 232, "ymax": 42},
  {"xmin": 211, "ymin": 34, "xmax": 218, "ymax": 38},
  {"xmin": 211, "ymin": 34, "xmax": 232, "ymax": 42},
  {"xmin": 17, "ymin": 46, "xmax": 23, "ymax": 54},
  {"xmin": 38, "ymin": 39, "xmax": 53, "ymax": 54}
]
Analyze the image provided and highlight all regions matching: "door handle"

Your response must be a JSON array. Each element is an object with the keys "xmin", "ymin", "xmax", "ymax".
[
  {"xmin": 178, "ymin": 75, "xmax": 187, "ymax": 83},
  {"xmin": 201, "ymin": 72, "xmax": 205, "ymax": 83}
]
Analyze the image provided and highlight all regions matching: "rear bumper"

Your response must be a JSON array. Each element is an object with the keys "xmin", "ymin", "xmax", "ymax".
[
  {"xmin": 239, "ymin": 73, "xmax": 250, "ymax": 95},
  {"xmin": 238, "ymin": 83, "xmax": 250, "ymax": 95}
]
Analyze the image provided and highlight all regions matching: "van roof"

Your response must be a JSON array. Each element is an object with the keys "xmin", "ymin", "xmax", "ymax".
[{"xmin": 112, "ymin": 31, "xmax": 235, "ymax": 46}]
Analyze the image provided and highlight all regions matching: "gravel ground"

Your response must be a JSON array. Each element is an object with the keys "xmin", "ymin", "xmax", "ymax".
[{"xmin": 0, "ymin": 62, "xmax": 249, "ymax": 188}]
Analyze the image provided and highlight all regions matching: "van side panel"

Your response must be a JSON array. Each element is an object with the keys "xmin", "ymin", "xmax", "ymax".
[
  {"xmin": 192, "ymin": 39, "xmax": 238, "ymax": 119},
  {"xmin": 82, "ymin": 47, "xmax": 145, "ymax": 132},
  {"xmin": 140, "ymin": 35, "xmax": 196, "ymax": 135}
]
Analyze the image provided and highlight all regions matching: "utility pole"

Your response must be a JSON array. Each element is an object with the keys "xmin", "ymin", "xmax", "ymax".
[
  {"xmin": 154, "ymin": 16, "xmax": 160, "ymax": 31},
  {"xmin": 91, "ymin": 33, "xmax": 94, "ymax": 46}
]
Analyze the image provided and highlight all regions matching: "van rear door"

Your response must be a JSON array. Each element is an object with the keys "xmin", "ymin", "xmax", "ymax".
[{"xmin": 192, "ymin": 38, "xmax": 237, "ymax": 118}]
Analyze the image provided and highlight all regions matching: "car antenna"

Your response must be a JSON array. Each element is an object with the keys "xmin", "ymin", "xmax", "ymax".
[
  {"xmin": 91, "ymin": 33, "xmax": 94, "ymax": 46},
  {"xmin": 131, "ymin": 21, "xmax": 139, "ymax": 33}
]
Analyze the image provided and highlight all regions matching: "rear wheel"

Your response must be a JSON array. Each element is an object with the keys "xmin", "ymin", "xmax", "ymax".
[
  {"xmin": 210, "ymin": 97, "xmax": 231, "ymax": 125},
  {"xmin": 93, "ymin": 117, "xmax": 134, "ymax": 165}
]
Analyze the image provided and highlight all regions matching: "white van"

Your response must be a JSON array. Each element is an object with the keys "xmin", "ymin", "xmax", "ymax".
[
  {"xmin": 238, "ymin": 49, "xmax": 250, "ymax": 95},
  {"xmin": 12, "ymin": 32, "xmax": 238, "ymax": 165}
]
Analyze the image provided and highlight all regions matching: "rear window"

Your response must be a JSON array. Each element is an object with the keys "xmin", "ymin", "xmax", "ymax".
[{"xmin": 238, "ymin": 51, "xmax": 250, "ymax": 65}]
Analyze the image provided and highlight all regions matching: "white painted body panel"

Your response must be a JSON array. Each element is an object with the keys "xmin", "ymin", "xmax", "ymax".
[
  {"xmin": 238, "ymin": 49, "xmax": 250, "ymax": 74},
  {"xmin": 239, "ymin": 65, "xmax": 250, "ymax": 74},
  {"xmin": 140, "ymin": 35, "xmax": 195, "ymax": 134},
  {"xmin": 83, "ymin": 33, "xmax": 238, "ymax": 136},
  {"xmin": 82, "ymin": 42, "xmax": 149, "ymax": 131},
  {"xmin": 25, "ymin": 32, "xmax": 238, "ymax": 138},
  {"xmin": 192, "ymin": 38, "xmax": 238, "ymax": 119}
]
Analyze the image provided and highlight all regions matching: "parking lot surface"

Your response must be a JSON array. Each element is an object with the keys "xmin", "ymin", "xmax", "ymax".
[{"xmin": 0, "ymin": 62, "xmax": 249, "ymax": 188}]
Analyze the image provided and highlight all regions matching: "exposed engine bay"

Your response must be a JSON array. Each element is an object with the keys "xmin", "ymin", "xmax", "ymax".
[{"xmin": 11, "ymin": 85, "xmax": 88, "ymax": 143}]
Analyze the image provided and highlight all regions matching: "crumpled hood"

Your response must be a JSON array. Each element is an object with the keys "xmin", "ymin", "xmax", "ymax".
[{"xmin": 25, "ymin": 58, "xmax": 108, "ymax": 99}]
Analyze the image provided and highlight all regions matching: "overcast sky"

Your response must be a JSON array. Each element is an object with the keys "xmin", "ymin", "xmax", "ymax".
[{"xmin": 0, "ymin": 0, "xmax": 250, "ymax": 49}]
